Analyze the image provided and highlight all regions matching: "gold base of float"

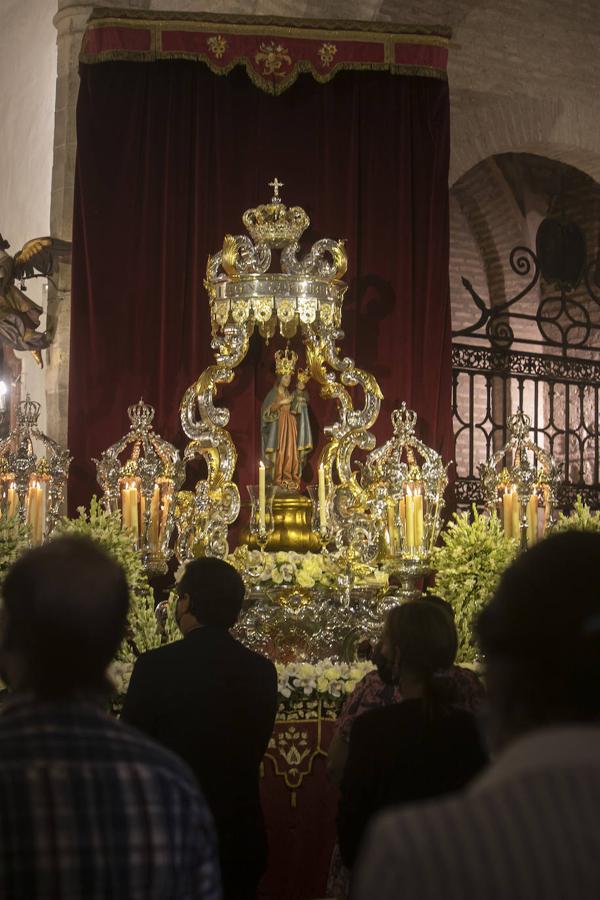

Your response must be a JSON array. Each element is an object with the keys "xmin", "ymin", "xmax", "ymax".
[{"xmin": 241, "ymin": 493, "xmax": 321, "ymax": 552}]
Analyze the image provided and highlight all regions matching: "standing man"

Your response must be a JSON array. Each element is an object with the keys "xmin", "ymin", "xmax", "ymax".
[
  {"xmin": 122, "ymin": 557, "xmax": 278, "ymax": 900},
  {"xmin": 352, "ymin": 531, "xmax": 600, "ymax": 900},
  {"xmin": 0, "ymin": 536, "xmax": 220, "ymax": 900}
]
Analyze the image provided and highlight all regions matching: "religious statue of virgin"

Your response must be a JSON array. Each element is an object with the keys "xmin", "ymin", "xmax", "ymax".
[{"xmin": 261, "ymin": 348, "xmax": 313, "ymax": 490}]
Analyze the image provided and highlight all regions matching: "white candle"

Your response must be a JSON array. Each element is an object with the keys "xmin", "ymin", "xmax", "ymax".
[
  {"xmin": 502, "ymin": 489, "xmax": 513, "ymax": 538},
  {"xmin": 405, "ymin": 488, "xmax": 415, "ymax": 550},
  {"xmin": 27, "ymin": 481, "xmax": 43, "ymax": 545},
  {"xmin": 414, "ymin": 492, "xmax": 424, "ymax": 548},
  {"xmin": 7, "ymin": 483, "xmax": 17, "ymax": 519},
  {"xmin": 121, "ymin": 485, "xmax": 131, "ymax": 530},
  {"xmin": 387, "ymin": 502, "xmax": 396, "ymax": 555},
  {"xmin": 38, "ymin": 481, "xmax": 47, "ymax": 543},
  {"xmin": 511, "ymin": 490, "xmax": 520, "ymax": 542},
  {"xmin": 258, "ymin": 461, "xmax": 266, "ymax": 532},
  {"xmin": 318, "ymin": 463, "xmax": 327, "ymax": 529},
  {"xmin": 149, "ymin": 485, "xmax": 160, "ymax": 549},
  {"xmin": 527, "ymin": 494, "xmax": 538, "ymax": 546},
  {"xmin": 130, "ymin": 484, "xmax": 139, "ymax": 541}
]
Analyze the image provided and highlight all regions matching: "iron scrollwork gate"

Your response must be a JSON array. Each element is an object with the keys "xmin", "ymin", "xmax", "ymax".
[{"xmin": 452, "ymin": 214, "xmax": 600, "ymax": 510}]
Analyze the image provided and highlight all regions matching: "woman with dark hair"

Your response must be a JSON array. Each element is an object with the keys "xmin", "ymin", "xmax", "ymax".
[{"xmin": 337, "ymin": 600, "xmax": 488, "ymax": 869}]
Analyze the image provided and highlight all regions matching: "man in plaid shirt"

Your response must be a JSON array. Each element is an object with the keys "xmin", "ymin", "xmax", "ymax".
[{"xmin": 0, "ymin": 536, "xmax": 221, "ymax": 900}]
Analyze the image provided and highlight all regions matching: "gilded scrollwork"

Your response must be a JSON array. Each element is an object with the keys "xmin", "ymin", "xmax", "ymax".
[{"xmin": 176, "ymin": 183, "xmax": 385, "ymax": 563}]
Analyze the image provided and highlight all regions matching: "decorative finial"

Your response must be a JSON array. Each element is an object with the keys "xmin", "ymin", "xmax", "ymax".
[
  {"xmin": 507, "ymin": 409, "xmax": 531, "ymax": 440},
  {"xmin": 17, "ymin": 394, "xmax": 41, "ymax": 428},
  {"xmin": 392, "ymin": 402, "xmax": 418, "ymax": 439},
  {"xmin": 128, "ymin": 398, "xmax": 155, "ymax": 431},
  {"xmin": 269, "ymin": 177, "xmax": 284, "ymax": 202},
  {"xmin": 242, "ymin": 186, "xmax": 309, "ymax": 250}
]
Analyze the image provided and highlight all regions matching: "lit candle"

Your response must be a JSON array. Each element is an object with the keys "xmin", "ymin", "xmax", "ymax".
[
  {"xmin": 405, "ymin": 489, "xmax": 415, "ymax": 551},
  {"xmin": 38, "ymin": 481, "xmax": 47, "ymax": 543},
  {"xmin": 502, "ymin": 489, "xmax": 513, "ymax": 538},
  {"xmin": 414, "ymin": 492, "xmax": 424, "ymax": 548},
  {"xmin": 258, "ymin": 461, "xmax": 266, "ymax": 532},
  {"xmin": 27, "ymin": 481, "xmax": 42, "ymax": 545},
  {"xmin": 527, "ymin": 494, "xmax": 538, "ymax": 546},
  {"xmin": 7, "ymin": 482, "xmax": 17, "ymax": 519},
  {"xmin": 159, "ymin": 489, "xmax": 171, "ymax": 540},
  {"xmin": 129, "ymin": 483, "xmax": 139, "ymax": 541},
  {"xmin": 399, "ymin": 496, "xmax": 406, "ymax": 527},
  {"xmin": 149, "ymin": 485, "xmax": 160, "ymax": 549},
  {"xmin": 511, "ymin": 491, "xmax": 521, "ymax": 543},
  {"xmin": 121, "ymin": 484, "xmax": 131, "ymax": 530},
  {"xmin": 387, "ymin": 502, "xmax": 396, "ymax": 555},
  {"xmin": 318, "ymin": 463, "xmax": 327, "ymax": 530}
]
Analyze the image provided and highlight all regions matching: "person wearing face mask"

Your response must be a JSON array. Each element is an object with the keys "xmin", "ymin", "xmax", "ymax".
[
  {"xmin": 327, "ymin": 597, "xmax": 484, "ymax": 788},
  {"xmin": 336, "ymin": 600, "xmax": 487, "ymax": 871},
  {"xmin": 326, "ymin": 598, "xmax": 485, "ymax": 898},
  {"xmin": 122, "ymin": 557, "xmax": 277, "ymax": 900}
]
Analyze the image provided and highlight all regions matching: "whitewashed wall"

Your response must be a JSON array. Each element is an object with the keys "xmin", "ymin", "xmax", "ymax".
[{"xmin": 0, "ymin": 0, "xmax": 58, "ymax": 431}]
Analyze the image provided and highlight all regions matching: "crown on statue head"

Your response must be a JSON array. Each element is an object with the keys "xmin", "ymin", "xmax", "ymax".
[
  {"xmin": 275, "ymin": 347, "xmax": 298, "ymax": 376},
  {"xmin": 242, "ymin": 179, "xmax": 310, "ymax": 249}
]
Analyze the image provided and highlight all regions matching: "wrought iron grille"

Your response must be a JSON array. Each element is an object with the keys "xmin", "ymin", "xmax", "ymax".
[{"xmin": 452, "ymin": 213, "xmax": 600, "ymax": 510}]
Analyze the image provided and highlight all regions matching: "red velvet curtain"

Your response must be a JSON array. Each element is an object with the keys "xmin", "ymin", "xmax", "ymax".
[{"xmin": 69, "ymin": 61, "xmax": 451, "ymax": 510}]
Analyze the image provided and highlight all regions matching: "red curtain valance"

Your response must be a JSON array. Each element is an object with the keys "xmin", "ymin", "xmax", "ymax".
[{"xmin": 81, "ymin": 9, "xmax": 449, "ymax": 94}]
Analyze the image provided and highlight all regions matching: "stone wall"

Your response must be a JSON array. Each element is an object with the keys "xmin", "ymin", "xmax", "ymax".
[{"xmin": 0, "ymin": 0, "xmax": 57, "ymax": 430}]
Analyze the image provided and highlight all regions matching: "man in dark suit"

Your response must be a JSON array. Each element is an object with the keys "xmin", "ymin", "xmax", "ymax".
[{"xmin": 122, "ymin": 558, "xmax": 278, "ymax": 900}]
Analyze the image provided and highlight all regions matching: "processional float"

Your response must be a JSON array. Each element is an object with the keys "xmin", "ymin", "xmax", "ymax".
[{"xmin": 171, "ymin": 180, "xmax": 448, "ymax": 605}]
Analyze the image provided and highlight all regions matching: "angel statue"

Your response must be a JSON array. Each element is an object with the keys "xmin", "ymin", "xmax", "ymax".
[
  {"xmin": 261, "ymin": 348, "xmax": 313, "ymax": 491},
  {"xmin": 0, "ymin": 233, "xmax": 71, "ymax": 367}
]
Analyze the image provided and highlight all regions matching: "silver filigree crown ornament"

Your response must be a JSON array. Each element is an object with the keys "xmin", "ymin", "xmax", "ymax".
[
  {"xmin": 0, "ymin": 394, "xmax": 71, "ymax": 545},
  {"xmin": 479, "ymin": 409, "xmax": 560, "ymax": 548},
  {"xmin": 95, "ymin": 399, "xmax": 185, "ymax": 575}
]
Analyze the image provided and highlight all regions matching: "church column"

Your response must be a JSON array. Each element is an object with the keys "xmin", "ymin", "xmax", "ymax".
[{"xmin": 46, "ymin": 3, "xmax": 93, "ymax": 451}]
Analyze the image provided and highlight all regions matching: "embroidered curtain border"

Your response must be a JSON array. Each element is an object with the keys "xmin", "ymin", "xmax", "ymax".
[{"xmin": 80, "ymin": 10, "xmax": 450, "ymax": 94}]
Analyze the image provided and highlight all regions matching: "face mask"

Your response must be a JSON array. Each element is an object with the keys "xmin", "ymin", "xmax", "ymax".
[{"xmin": 372, "ymin": 644, "xmax": 396, "ymax": 685}]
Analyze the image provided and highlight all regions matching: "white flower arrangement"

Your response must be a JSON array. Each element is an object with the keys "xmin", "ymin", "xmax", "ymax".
[
  {"xmin": 108, "ymin": 659, "xmax": 134, "ymax": 696},
  {"xmin": 229, "ymin": 547, "xmax": 338, "ymax": 590},
  {"xmin": 276, "ymin": 658, "xmax": 374, "ymax": 701},
  {"xmin": 108, "ymin": 654, "xmax": 374, "ymax": 710}
]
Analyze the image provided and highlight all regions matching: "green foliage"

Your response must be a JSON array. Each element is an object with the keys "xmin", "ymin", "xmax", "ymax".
[
  {"xmin": 53, "ymin": 497, "xmax": 178, "ymax": 661},
  {"xmin": 0, "ymin": 518, "xmax": 31, "ymax": 586},
  {"xmin": 552, "ymin": 495, "xmax": 600, "ymax": 533},
  {"xmin": 430, "ymin": 507, "xmax": 518, "ymax": 663}
]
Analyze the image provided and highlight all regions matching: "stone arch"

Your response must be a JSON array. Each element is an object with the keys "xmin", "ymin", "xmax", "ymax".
[{"xmin": 450, "ymin": 93, "xmax": 600, "ymax": 187}]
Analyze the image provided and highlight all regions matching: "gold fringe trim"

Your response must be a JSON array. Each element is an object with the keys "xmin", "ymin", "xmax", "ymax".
[{"xmin": 88, "ymin": 7, "xmax": 452, "ymax": 39}]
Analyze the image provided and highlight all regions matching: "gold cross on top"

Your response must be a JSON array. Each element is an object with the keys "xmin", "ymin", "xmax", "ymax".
[{"xmin": 269, "ymin": 177, "xmax": 284, "ymax": 199}]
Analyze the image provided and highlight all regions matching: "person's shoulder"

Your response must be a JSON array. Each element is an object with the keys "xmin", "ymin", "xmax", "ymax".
[
  {"xmin": 350, "ymin": 697, "xmax": 412, "ymax": 741},
  {"xmin": 133, "ymin": 639, "xmax": 185, "ymax": 669},
  {"xmin": 231, "ymin": 637, "xmax": 277, "ymax": 675},
  {"xmin": 440, "ymin": 704, "xmax": 481, "ymax": 733},
  {"xmin": 354, "ymin": 791, "xmax": 486, "ymax": 898}
]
